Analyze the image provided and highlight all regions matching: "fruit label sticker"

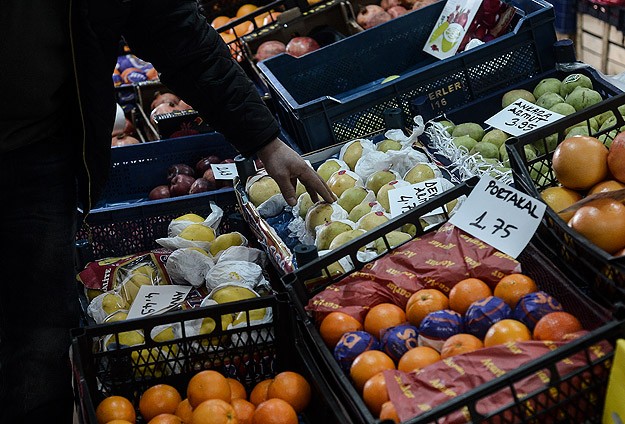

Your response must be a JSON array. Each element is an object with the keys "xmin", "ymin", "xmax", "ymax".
[
  {"xmin": 449, "ymin": 176, "xmax": 546, "ymax": 258},
  {"xmin": 424, "ymin": 0, "xmax": 482, "ymax": 59},
  {"xmin": 485, "ymin": 98, "xmax": 565, "ymax": 136},
  {"xmin": 388, "ymin": 179, "xmax": 445, "ymax": 218},
  {"xmin": 211, "ymin": 163, "xmax": 238, "ymax": 180},
  {"xmin": 127, "ymin": 285, "xmax": 192, "ymax": 319}
]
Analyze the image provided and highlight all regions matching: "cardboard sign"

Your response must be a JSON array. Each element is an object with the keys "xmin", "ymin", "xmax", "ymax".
[
  {"xmin": 424, "ymin": 0, "xmax": 482, "ymax": 59},
  {"xmin": 127, "ymin": 285, "xmax": 193, "ymax": 320},
  {"xmin": 211, "ymin": 163, "xmax": 238, "ymax": 180},
  {"xmin": 485, "ymin": 98, "xmax": 564, "ymax": 136},
  {"xmin": 449, "ymin": 176, "xmax": 546, "ymax": 258},
  {"xmin": 388, "ymin": 180, "xmax": 446, "ymax": 218}
]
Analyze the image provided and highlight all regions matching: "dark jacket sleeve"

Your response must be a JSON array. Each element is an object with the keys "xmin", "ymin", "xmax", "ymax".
[{"xmin": 122, "ymin": 0, "xmax": 280, "ymax": 157}]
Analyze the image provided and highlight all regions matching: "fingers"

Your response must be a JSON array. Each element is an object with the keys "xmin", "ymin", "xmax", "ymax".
[
  {"xmin": 274, "ymin": 176, "xmax": 298, "ymax": 206},
  {"xmin": 301, "ymin": 167, "xmax": 336, "ymax": 204}
]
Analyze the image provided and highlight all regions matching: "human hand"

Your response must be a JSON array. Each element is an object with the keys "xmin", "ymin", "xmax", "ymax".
[{"xmin": 256, "ymin": 138, "xmax": 336, "ymax": 206}]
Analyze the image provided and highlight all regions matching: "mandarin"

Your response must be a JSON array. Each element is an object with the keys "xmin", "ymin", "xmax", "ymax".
[
  {"xmin": 190, "ymin": 399, "xmax": 236, "ymax": 424},
  {"xmin": 406, "ymin": 289, "xmax": 449, "ymax": 327},
  {"xmin": 252, "ymin": 398, "xmax": 298, "ymax": 424},
  {"xmin": 362, "ymin": 372, "xmax": 389, "ymax": 416},
  {"xmin": 440, "ymin": 333, "xmax": 484, "ymax": 359},
  {"xmin": 148, "ymin": 413, "xmax": 183, "ymax": 424},
  {"xmin": 266, "ymin": 371, "xmax": 311, "ymax": 413},
  {"xmin": 350, "ymin": 350, "xmax": 395, "ymax": 392},
  {"xmin": 379, "ymin": 401, "xmax": 400, "ymax": 422},
  {"xmin": 140, "ymin": 384, "xmax": 182, "ymax": 422},
  {"xmin": 449, "ymin": 278, "xmax": 492, "ymax": 315},
  {"xmin": 96, "ymin": 395, "xmax": 136, "ymax": 424},
  {"xmin": 589, "ymin": 179, "xmax": 625, "ymax": 194},
  {"xmin": 494, "ymin": 274, "xmax": 538, "ymax": 309},
  {"xmin": 175, "ymin": 398, "xmax": 194, "ymax": 423},
  {"xmin": 540, "ymin": 186, "xmax": 582, "ymax": 221},
  {"xmin": 484, "ymin": 319, "xmax": 532, "ymax": 347},
  {"xmin": 187, "ymin": 370, "xmax": 231, "ymax": 408},
  {"xmin": 364, "ymin": 303, "xmax": 406, "ymax": 339},
  {"xmin": 227, "ymin": 378, "xmax": 247, "ymax": 401},
  {"xmin": 250, "ymin": 379, "xmax": 273, "ymax": 406},
  {"xmin": 533, "ymin": 312, "xmax": 583, "ymax": 341},
  {"xmin": 232, "ymin": 398, "xmax": 256, "ymax": 424},
  {"xmin": 397, "ymin": 346, "xmax": 441, "ymax": 372},
  {"xmin": 319, "ymin": 311, "xmax": 363, "ymax": 348}
]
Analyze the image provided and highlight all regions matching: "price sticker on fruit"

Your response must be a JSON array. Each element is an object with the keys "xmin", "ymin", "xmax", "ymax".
[
  {"xmin": 388, "ymin": 179, "xmax": 446, "ymax": 218},
  {"xmin": 485, "ymin": 98, "xmax": 565, "ymax": 136},
  {"xmin": 127, "ymin": 285, "xmax": 192, "ymax": 319},
  {"xmin": 211, "ymin": 163, "xmax": 238, "ymax": 180},
  {"xmin": 449, "ymin": 176, "xmax": 546, "ymax": 258}
]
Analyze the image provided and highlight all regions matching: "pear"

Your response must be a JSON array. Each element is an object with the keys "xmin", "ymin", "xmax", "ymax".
[
  {"xmin": 317, "ymin": 160, "xmax": 342, "ymax": 182},
  {"xmin": 377, "ymin": 182, "xmax": 398, "ymax": 212},
  {"xmin": 297, "ymin": 192, "xmax": 315, "ymax": 218},
  {"xmin": 328, "ymin": 229, "xmax": 367, "ymax": 250},
  {"xmin": 366, "ymin": 170, "xmax": 396, "ymax": 195},
  {"xmin": 373, "ymin": 231, "xmax": 412, "ymax": 253},
  {"xmin": 305, "ymin": 202, "xmax": 335, "ymax": 234},
  {"xmin": 377, "ymin": 139, "xmax": 402, "ymax": 152},
  {"xmin": 357, "ymin": 211, "xmax": 390, "ymax": 232},
  {"xmin": 402, "ymin": 223, "xmax": 418, "ymax": 237},
  {"xmin": 337, "ymin": 186, "xmax": 368, "ymax": 213},
  {"xmin": 348, "ymin": 201, "xmax": 374, "ymax": 222},
  {"xmin": 404, "ymin": 164, "xmax": 436, "ymax": 184},
  {"xmin": 327, "ymin": 171, "xmax": 358, "ymax": 197},
  {"xmin": 295, "ymin": 181, "xmax": 306, "ymax": 198},
  {"xmin": 248, "ymin": 176, "xmax": 281, "ymax": 206},
  {"xmin": 343, "ymin": 141, "xmax": 363, "ymax": 171},
  {"xmin": 209, "ymin": 232, "xmax": 245, "ymax": 256},
  {"xmin": 322, "ymin": 261, "xmax": 345, "ymax": 279},
  {"xmin": 316, "ymin": 221, "xmax": 354, "ymax": 250}
]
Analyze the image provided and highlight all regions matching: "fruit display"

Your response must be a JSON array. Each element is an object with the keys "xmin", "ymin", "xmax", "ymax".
[{"xmin": 424, "ymin": 72, "xmax": 618, "ymax": 185}]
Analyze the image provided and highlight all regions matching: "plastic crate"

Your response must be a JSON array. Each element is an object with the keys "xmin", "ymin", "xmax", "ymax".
[
  {"xmin": 258, "ymin": 0, "xmax": 558, "ymax": 153},
  {"xmin": 282, "ymin": 178, "xmax": 617, "ymax": 423},
  {"xmin": 71, "ymin": 293, "xmax": 354, "ymax": 424},
  {"xmin": 507, "ymin": 92, "xmax": 625, "ymax": 305}
]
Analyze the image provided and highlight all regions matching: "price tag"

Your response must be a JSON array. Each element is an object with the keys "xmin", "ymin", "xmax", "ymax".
[
  {"xmin": 127, "ymin": 285, "xmax": 192, "ymax": 320},
  {"xmin": 211, "ymin": 163, "xmax": 238, "ymax": 180},
  {"xmin": 484, "ymin": 98, "xmax": 564, "ymax": 136},
  {"xmin": 388, "ymin": 180, "xmax": 445, "ymax": 218},
  {"xmin": 448, "ymin": 176, "xmax": 546, "ymax": 258}
]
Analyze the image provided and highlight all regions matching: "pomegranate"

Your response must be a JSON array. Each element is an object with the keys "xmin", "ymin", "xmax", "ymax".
[
  {"xmin": 357, "ymin": 5, "xmax": 392, "ymax": 29},
  {"xmin": 387, "ymin": 5, "xmax": 408, "ymax": 18},
  {"xmin": 255, "ymin": 40, "xmax": 287, "ymax": 61},
  {"xmin": 380, "ymin": 0, "xmax": 401, "ymax": 10},
  {"xmin": 285, "ymin": 37, "xmax": 320, "ymax": 57}
]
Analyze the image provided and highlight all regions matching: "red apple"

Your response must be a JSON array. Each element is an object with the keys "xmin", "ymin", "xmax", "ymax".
[
  {"xmin": 170, "ymin": 174, "xmax": 196, "ymax": 196},
  {"xmin": 148, "ymin": 185, "xmax": 171, "ymax": 200},
  {"xmin": 189, "ymin": 178, "xmax": 211, "ymax": 194},
  {"xmin": 256, "ymin": 40, "xmax": 287, "ymax": 62},
  {"xmin": 167, "ymin": 163, "xmax": 195, "ymax": 182}
]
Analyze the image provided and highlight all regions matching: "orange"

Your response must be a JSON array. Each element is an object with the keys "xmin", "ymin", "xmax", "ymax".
[
  {"xmin": 263, "ymin": 11, "xmax": 281, "ymax": 26},
  {"xmin": 266, "ymin": 371, "xmax": 311, "ymax": 413},
  {"xmin": 140, "ymin": 384, "xmax": 182, "ymax": 422},
  {"xmin": 589, "ymin": 179, "xmax": 625, "ymax": 194},
  {"xmin": 232, "ymin": 398, "xmax": 255, "ymax": 424},
  {"xmin": 397, "ymin": 346, "xmax": 441, "ymax": 372},
  {"xmin": 211, "ymin": 15, "xmax": 230, "ymax": 29},
  {"xmin": 236, "ymin": 4, "xmax": 258, "ymax": 17},
  {"xmin": 148, "ymin": 413, "xmax": 184, "ymax": 424},
  {"xmin": 350, "ymin": 350, "xmax": 396, "ymax": 392},
  {"xmin": 364, "ymin": 303, "xmax": 406, "ymax": 339},
  {"xmin": 552, "ymin": 136, "xmax": 609, "ymax": 190},
  {"xmin": 379, "ymin": 401, "xmax": 400, "ymax": 422},
  {"xmin": 568, "ymin": 198, "xmax": 625, "ymax": 254},
  {"xmin": 229, "ymin": 18, "xmax": 253, "ymax": 37},
  {"xmin": 250, "ymin": 378, "xmax": 273, "ymax": 406},
  {"xmin": 319, "ymin": 311, "xmax": 363, "ymax": 348},
  {"xmin": 187, "ymin": 370, "xmax": 231, "ymax": 408},
  {"xmin": 227, "ymin": 378, "xmax": 247, "ymax": 400},
  {"xmin": 96, "ymin": 395, "xmax": 136, "ymax": 424},
  {"xmin": 494, "ymin": 274, "xmax": 538, "ymax": 309},
  {"xmin": 533, "ymin": 312, "xmax": 583, "ymax": 341},
  {"xmin": 105, "ymin": 421, "xmax": 134, "ymax": 424},
  {"xmin": 362, "ymin": 372, "xmax": 389, "ymax": 416},
  {"xmin": 484, "ymin": 319, "xmax": 532, "ymax": 347},
  {"xmin": 440, "ymin": 334, "xmax": 484, "ymax": 359},
  {"xmin": 190, "ymin": 399, "xmax": 236, "ymax": 424},
  {"xmin": 540, "ymin": 186, "xmax": 583, "ymax": 221},
  {"xmin": 406, "ymin": 289, "xmax": 449, "ymax": 327},
  {"xmin": 252, "ymin": 398, "xmax": 298, "ymax": 424},
  {"xmin": 175, "ymin": 398, "xmax": 194, "ymax": 423},
  {"xmin": 449, "ymin": 278, "xmax": 492, "ymax": 315}
]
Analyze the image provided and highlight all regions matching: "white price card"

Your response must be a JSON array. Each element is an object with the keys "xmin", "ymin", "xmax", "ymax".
[
  {"xmin": 388, "ymin": 180, "xmax": 445, "ymax": 218},
  {"xmin": 127, "ymin": 285, "xmax": 192, "ymax": 320},
  {"xmin": 448, "ymin": 176, "xmax": 546, "ymax": 258},
  {"xmin": 485, "ymin": 98, "xmax": 564, "ymax": 136},
  {"xmin": 211, "ymin": 163, "xmax": 238, "ymax": 180}
]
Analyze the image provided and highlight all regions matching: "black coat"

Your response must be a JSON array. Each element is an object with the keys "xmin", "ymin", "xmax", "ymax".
[{"xmin": 72, "ymin": 0, "xmax": 280, "ymax": 211}]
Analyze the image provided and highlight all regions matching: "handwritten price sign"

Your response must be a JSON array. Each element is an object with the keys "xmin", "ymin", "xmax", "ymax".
[
  {"xmin": 211, "ymin": 163, "xmax": 238, "ymax": 180},
  {"xmin": 485, "ymin": 98, "xmax": 564, "ymax": 137},
  {"xmin": 127, "ymin": 285, "xmax": 192, "ymax": 320},
  {"xmin": 388, "ymin": 180, "xmax": 446, "ymax": 218},
  {"xmin": 449, "ymin": 176, "xmax": 546, "ymax": 258}
]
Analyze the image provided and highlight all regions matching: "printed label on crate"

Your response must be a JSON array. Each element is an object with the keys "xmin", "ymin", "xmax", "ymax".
[
  {"xmin": 424, "ymin": 81, "xmax": 467, "ymax": 114},
  {"xmin": 388, "ymin": 180, "xmax": 445, "ymax": 218},
  {"xmin": 211, "ymin": 163, "xmax": 238, "ymax": 180},
  {"xmin": 127, "ymin": 285, "xmax": 193, "ymax": 319},
  {"xmin": 485, "ymin": 98, "xmax": 564, "ymax": 136},
  {"xmin": 424, "ymin": 0, "xmax": 483, "ymax": 59},
  {"xmin": 448, "ymin": 176, "xmax": 546, "ymax": 258}
]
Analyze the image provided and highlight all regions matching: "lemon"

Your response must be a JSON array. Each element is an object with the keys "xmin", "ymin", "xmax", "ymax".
[
  {"xmin": 178, "ymin": 224, "xmax": 216, "ymax": 242},
  {"xmin": 211, "ymin": 286, "xmax": 257, "ymax": 304},
  {"xmin": 209, "ymin": 232, "xmax": 245, "ymax": 256},
  {"xmin": 104, "ymin": 310, "xmax": 128, "ymax": 323},
  {"xmin": 187, "ymin": 246, "xmax": 210, "ymax": 256},
  {"xmin": 101, "ymin": 292, "xmax": 129, "ymax": 315},
  {"xmin": 174, "ymin": 213, "xmax": 205, "ymax": 223}
]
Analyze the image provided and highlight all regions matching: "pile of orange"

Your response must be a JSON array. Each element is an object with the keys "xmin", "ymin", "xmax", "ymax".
[
  {"xmin": 316, "ymin": 272, "xmax": 585, "ymax": 421},
  {"xmin": 95, "ymin": 369, "xmax": 311, "ymax": 424}
]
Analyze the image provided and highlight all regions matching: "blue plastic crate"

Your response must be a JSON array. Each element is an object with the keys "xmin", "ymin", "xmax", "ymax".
[{"xmin": 258, "ymin": 0, "xmax": 558, "ymax": 153}]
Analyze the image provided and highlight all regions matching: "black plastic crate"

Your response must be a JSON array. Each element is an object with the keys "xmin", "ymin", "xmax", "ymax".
[
  {"xmin": 578, "ymin": 0, "xmax": 625, "ymax": 28},
  {"xmin": 507, "ymin": 92, "xmax": 625, "ymax": 305},
  {"xmin": 258, "ymin": 0, "xmax": 558, "ymax": 153},
  {"xmin": 282, "ymin": 178, "xmax": 617, "ymax": 423},
  {"xmin": 71, "ymin": 294, "xmax": 354, "ymax": 424}
]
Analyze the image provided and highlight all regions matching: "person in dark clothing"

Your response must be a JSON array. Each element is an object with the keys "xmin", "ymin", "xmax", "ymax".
[{"xmin": 0, "ymin": 1, "xmax": 334, "ymax": 422}]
